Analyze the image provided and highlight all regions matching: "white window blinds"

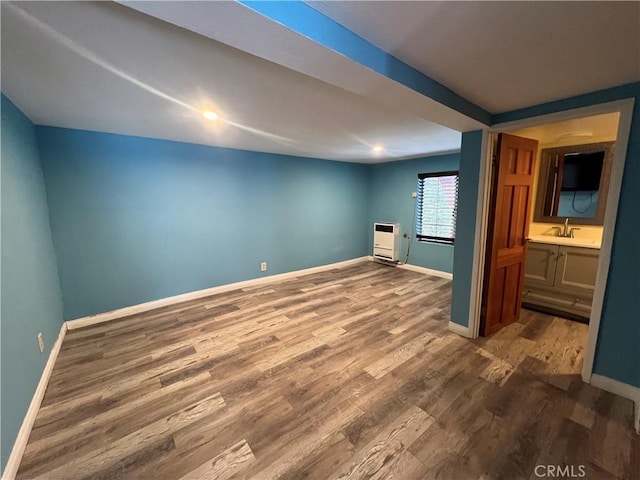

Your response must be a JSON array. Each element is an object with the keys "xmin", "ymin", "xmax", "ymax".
[{"xmin": 416, "ymin": 171, "xmax": 459, "ymax": 244}]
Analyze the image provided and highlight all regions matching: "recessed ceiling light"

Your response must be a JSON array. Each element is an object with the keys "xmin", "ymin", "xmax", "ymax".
[
  {"xmin": 372, "ymin": 144, "xmax": 384, "ymax": 153},
  {"xmin": 203, "ymin": 111, "xmax": 219, "ymax": 121}
]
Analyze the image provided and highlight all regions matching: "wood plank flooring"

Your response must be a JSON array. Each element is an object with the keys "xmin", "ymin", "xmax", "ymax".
[{"xmin": 16, "ymin": 262, "xmax": 639, "ymax": 479}]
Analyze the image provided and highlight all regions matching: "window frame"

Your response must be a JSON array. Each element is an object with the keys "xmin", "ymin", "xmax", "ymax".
[{"xmin": 415, "ymin": 170, "xmax": 459, "ymax": 245}]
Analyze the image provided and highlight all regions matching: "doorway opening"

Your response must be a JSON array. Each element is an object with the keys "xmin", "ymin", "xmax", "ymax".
[
  {"xmin": 511, "ymin": 113, "xmax": 618, "ymax": 326},
  {"xmin": 469, "ymin": 99, "xmax": 634, "ymax": 384}
]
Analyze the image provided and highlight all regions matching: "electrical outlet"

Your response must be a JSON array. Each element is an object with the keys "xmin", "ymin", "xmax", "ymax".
[
  {"xmin": 260, "ymin": 262, "xmax": 267, "ymax": 271},
  {"xmin": 411, "ymin": 192, "xmax": 417, "ymax": 198},
  {"xmin": 37, "ymin": 332, "xmax": 44, "ymax": 353}
]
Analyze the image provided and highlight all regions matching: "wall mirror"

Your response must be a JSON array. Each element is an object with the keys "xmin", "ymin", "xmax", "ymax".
[{"xmin": 533, "ymin": 141, "xmax": 614, "ymax": 226}]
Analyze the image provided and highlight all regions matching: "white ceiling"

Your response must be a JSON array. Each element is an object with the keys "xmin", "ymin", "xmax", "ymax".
[
  {"xmin": 2, "ymin": 2, "xmax": 638, "ymax": 163},
  {"xmin": 1, "ymin": 1, "xmax": 470, "ymax": 163},
  {"xmin": 309, "ymin": 1, "xmax": 640, "ymax": 113},
  {"xmin": 120, "ymin": 1, "xmax": 484, "ymax": 134}
]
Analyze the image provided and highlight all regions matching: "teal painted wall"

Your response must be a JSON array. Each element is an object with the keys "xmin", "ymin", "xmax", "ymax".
[
  {"xmin": 450, "ymin": 131, "xmax": 484, "ymax": 328},
  {"xmin": 1, "ymin": 95, "xmax": 64, "ymax": 472},
  {"xmin": 368, "ymin": 154, "xmax": 459, "ymax": 273},
  {"xmin": 36, "ymin": 127, "xmax": 370, "ymax": 320},
  {"xmin": 472, "ymin": 82, "xmax": 639, "ymax": 387},
  {"xmin": 557, "ymin": 190, "xmax": 598, "ymax": 218},
  {"xmin": 588, "ymin": 91, "xmax": 640, "ymax": 387}
]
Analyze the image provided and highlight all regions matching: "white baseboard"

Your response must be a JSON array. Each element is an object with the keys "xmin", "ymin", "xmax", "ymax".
[
  {"xmin": 2, "ymin": 323, "xmax": 68, "ymax": 480},
  {"xmin": 590, "ymin": 373, "xmax": 640, "ymax": 435},
  {"xmin": 66, "ymin": 256, "xmax": 369, "ymax": 330},
  {"xmin": 367, "ymin": 256, "xmax": 453, "ymax": 280},
  {"xmin": 397, "ymin": 263, "xmax": 453, "ymax": 280},
  {"xmin": 447, "ymin": 321, "xmax": 473, "ymax": 338},
  {"xmin": 590, "ymin": 373, "xmax": 640, "ymax": 402}
]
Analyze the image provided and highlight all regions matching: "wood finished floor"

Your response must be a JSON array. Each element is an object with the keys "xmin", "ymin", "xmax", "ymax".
[{"xmin": 17, "ymin": 262, "xmax": 639, "ymax": 480}]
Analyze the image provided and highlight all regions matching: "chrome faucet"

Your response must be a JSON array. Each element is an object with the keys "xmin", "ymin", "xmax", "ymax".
[{"xmin": 557, "ymin": 218, "xmax": 580, "ymax": 238}]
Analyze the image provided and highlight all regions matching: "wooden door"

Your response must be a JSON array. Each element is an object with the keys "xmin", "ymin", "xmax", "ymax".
[{"xmin": 481, "ymin": 133, "xmax": 538, "ymax": 336}]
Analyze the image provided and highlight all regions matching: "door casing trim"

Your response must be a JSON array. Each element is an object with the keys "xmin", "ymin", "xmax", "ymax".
[{"xmin": 466, "ymin": 98, "xmax": 635, "ymax": 385}]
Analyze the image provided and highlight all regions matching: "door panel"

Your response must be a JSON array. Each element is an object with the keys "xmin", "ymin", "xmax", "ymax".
[
  {"xmin": 503, "ymin": 263, "xmax": 522, "ymax": 319},
  {"xmin": 481, "ymin": 133, "xmax": 539, "ymax": 336}
]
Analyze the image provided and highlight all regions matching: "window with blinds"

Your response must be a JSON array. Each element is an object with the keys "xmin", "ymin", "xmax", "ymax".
[{"xmin": 416, "ymin": 171, "xmax": 459, "ymax": 244}]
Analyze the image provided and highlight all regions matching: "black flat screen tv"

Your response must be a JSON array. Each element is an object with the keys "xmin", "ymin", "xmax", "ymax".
[{"xmin": 561, "ymin": 151, "xmax": 604, "ymax": 192}]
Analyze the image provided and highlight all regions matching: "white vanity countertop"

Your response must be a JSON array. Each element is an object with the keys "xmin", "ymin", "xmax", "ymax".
[{"xmin": 528, "ymin": 235, "xmax": 601, "ymax": 249}]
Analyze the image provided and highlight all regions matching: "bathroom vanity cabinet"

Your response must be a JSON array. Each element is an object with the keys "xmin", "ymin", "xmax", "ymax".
[{"xmin": 523, "ymin": 241, "xmax": 599, "ymax": 319}]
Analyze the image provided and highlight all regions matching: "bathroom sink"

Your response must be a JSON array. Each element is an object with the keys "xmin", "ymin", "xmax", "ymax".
[{"xmin": 528, "ymin": 235, "xmax": 600, "ymax": 249}]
